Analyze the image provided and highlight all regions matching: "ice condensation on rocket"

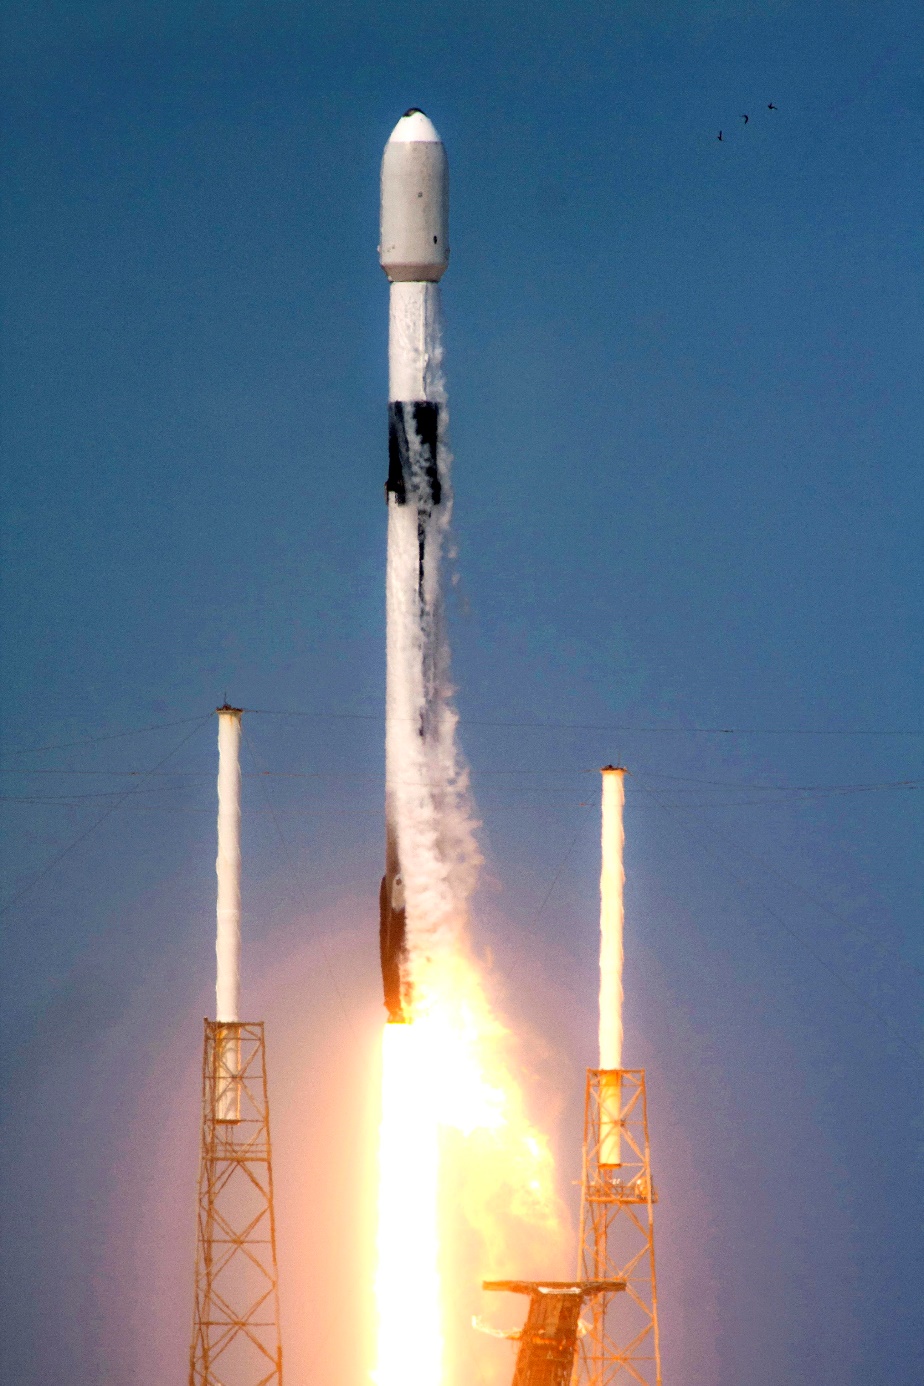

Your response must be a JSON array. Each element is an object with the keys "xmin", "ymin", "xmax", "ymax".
[{"xmin": 378, "ymin": 110, "xmax": 479, "ymax": 1023}]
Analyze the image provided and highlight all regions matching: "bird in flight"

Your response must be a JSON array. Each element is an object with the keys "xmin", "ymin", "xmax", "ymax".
[
  {"xmin": 741, "ymin": 113, "xmax": 749, "ymax": 123},
  {"xmin": 767, "ymin": 102, "xmax": 777, "ymax": 110},
  {"xmin": 717, "ymin": 130, "xmax": 723, "ymax": 141}
]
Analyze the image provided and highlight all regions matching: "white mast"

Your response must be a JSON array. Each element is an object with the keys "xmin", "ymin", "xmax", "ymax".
[
  {"xmin": 215, "ymin": 706, "xmax": 243, "ymax": 1024},
  {"xmin": 599, "ymin": 765, "xmax": 626, "ymax": 1166},
  {"xmin": 599, "ymin": 766, "xmax": 626, "ymax": 1068}
]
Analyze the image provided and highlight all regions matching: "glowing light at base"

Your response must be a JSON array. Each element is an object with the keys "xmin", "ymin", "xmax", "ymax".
[
  {"xmin": 374, "ymin": 955, "xmax": 566, "ymax": 1386},
  {"xmin": 374, "ymin": 1023, "xmax": 442, "ymax": 1386}
]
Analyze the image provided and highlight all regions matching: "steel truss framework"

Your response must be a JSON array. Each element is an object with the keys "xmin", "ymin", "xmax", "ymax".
[
  {"xmin": 576, "ymin": 1070, "xmax": 662, "ymax": 1386},
  {"xmin": 189, "ymin": 1021, "xmax": 283, "ymax": 1386},
  {"xmin": 484, "ymin": 1281, "xmax": 626, "ymax": 1386}
]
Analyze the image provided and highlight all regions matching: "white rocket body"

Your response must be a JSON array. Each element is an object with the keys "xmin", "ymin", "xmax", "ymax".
[{"xmin": 379, "ymin": 111, "xmax": 450, "ymax": 1024}]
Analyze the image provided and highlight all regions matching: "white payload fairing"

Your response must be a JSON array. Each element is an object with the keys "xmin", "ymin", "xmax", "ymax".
[
  {"xmin": 378, "ymin": 110, "xmax": 450, "ymax": 1023},
  {"xmin": 379, "ymin": 108, "xmax": 449, "ymax": 285}
]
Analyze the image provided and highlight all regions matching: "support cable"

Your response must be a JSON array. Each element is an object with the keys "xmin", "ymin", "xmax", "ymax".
[
  {"xmin": 0, "ymin": 715, "xmax": 213, "ymax": 914},
  {"xmin": 245, "ymin": 707, "xmax": 923, "ymax": 737},
  {"xmin": 635, "ymin": 782, "xmax": 923, "ymax": 1068},
  {"xmin": 240, "ymin": 724, "xmax": 354, "ymax": 1029},
  {"xmin": 0, "ymin": 715, "xmax": 206, "ymax": 760}
]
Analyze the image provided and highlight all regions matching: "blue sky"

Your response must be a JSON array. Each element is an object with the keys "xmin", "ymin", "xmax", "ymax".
[{"xmin": 1, "ymin": 3, "xmax": 922, "ymax": 1384}]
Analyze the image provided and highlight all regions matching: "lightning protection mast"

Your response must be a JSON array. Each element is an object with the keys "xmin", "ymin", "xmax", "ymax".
[
  {"xmin": 576, "ymin": 767, "xmax": 662, "ymax": 1386},
  {"xmin": 189, "ymin": 706, "xmax": 283, "ymax": 1386}
]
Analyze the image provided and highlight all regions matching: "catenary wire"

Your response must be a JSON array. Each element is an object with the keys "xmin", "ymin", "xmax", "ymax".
[
  {"xmin": 0, "ymin": 715, "xmax": 208, "ymax": 759},
  {"xmin": 4, "ymin": 709, "xmax": 919, "ymax": 1009},
  {"xmin": 0, "ymin": 716, "xmax": 213, "ymax": 915},
  {"xmin": 634, "ymin": 781, "xmax": 923, "ymax": 1067},
  {"xmin": 240, "ymin": 724, "xmax": 354, "ymax": 1029},
  {"xmin": 530, "ymin": 806, "xmax": 596, "ymax": 929},
  {"xmin": 2, "ymin": 766, "xmax": 919, "ymax": 794},
  {"xmin": 650, "ymin": 809, "xmax": 924, "ymax": 981},
  {"xmin": 244, "ymin": 707, "xmax": 923, "ymax": 736}
]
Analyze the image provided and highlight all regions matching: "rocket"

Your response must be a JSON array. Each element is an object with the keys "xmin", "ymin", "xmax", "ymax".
[{"xmin": 378, "ymin": 109, "xmax": 450, "ymax": 1023}]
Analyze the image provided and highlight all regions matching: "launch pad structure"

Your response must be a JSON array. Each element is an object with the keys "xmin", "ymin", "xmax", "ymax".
[
  {"xmin": 189, "ymin": 1020, "xmax": 283, "ymax": 1386},
  {"xmin": 483, "ymin": 769, "xmax": 663, "ymax": 1386},
  {"xmin": 182, "ymin": 118, "xmax": 664, "ymax": 1386},
  {"xmin": 575, "ymin": 1069, "xmax": 661, "ymax": 1386},
  {"xmin": 573, "ymin": 768, "xmax": 662, "ymax": 1386},
  {"xmin": 483, "ymin": 1280, "xmax": 626, "ymax": 1386},
  {"xmin": 188, "ymin": 708, "xmax": 284, "ymax": 1386}
]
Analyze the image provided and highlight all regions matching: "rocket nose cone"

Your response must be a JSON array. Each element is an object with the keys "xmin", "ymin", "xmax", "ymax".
[
  {"xmin": 380, "ymin": 108, "xmax": 449, "ymax": 282},
  {"xmin": 387, "ymin": 108, "xmax": 442, "ymax": 144}
]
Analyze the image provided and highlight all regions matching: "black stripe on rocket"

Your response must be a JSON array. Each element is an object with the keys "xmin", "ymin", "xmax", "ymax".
[
  {"xmin": 387, "ymin": 401, "xmax": 441, "ymax": 503},
  {"xmin": 380, "ymin": 399, "xmax": 443, "ymax": 1023},
  {"xmin": 387, "ymin": 399, "xmax": 441, "ymax": 616}
]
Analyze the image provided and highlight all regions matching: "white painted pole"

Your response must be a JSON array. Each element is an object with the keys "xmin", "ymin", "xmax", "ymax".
[
  {"xmin": 215, "ymin": 707, "xmax": 243, "ymax": 1023},
  {"xmin": 599, "ymin": 765, "xmax": 626, "ymax": 1166},
  {"xmin": 599, "ymin": 766, "xmax": 626, "ymax": 1068},
  {"xmin": 215, "ymin": 706, "xmax": 243, "ymax": 1123}
]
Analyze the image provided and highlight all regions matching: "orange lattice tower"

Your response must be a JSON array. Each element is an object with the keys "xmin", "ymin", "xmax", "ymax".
[
  {"xmin": 575, "ymin": 769, "xmax": 662, "ymax": 1386},
  {"xmin": 189, "ymin": 1019, "xmax": 283, "ymax": 1386}
]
